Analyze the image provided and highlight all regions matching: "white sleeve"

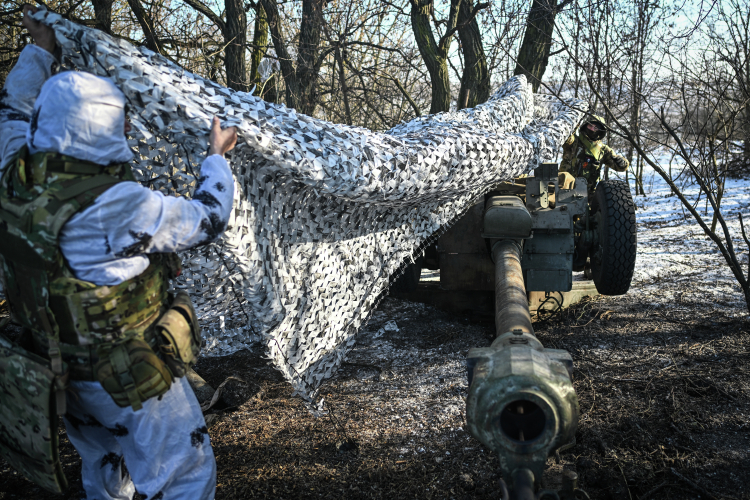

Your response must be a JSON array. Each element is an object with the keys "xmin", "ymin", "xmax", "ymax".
[
  {"xmin": 93, "ymin": 154, "xmax": 235, "ymax": 255},
  {"xmin": 0, "ymin": 45, "xmax": 57, "ymax": 169}
]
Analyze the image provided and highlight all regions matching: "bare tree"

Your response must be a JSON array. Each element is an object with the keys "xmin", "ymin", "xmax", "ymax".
[
  {"xmin": 127, "ymin": 0, "xmax": 164, "ymax": 54},
  {"xmin": 709, "ymin": 0, "xmax": 750, "ymax": 174},
  {"xmin": 259, "ymin": 0, "xmax": 327, "ymax": 115},
  {"xmin": 560, "ymin": 1, "xmax": 750, "ymax": 311},
  {"xmin": 249, "ymin": 3, "xmax": 276, "ymax": 101},
  {"xmin": 456, "ymin": 0, "xmax": 490, "ymax": 109},
  {"xmin": 513, "ymin": 0, "xmax": 574, "ymax": 92},
  {"xmin": 317, "ymin": 1, "xmax": 429, "ymax": 129},
  {"xmin": 91, "ymin": 0, "xmax": 114, "ymax": 34},
  {"xmin": 408, "ymin": 0, "xmax": 461, "ymax": 113},
  {"xmin": 182, "ymin": 0, "xmax": 249, "ymax": 91}
]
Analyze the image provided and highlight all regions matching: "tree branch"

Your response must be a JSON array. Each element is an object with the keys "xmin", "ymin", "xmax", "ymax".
[
  {"xmin": 391, "ymin": 76, "xmax": 422, "ymax": 117},
  {"xmin": 437, "ymin": 0, "xmax": 461, "ymax": 55},
  {"xmin": 441, "ymin": 1, "xmax": 488, "ymax": 46},
  {"xmin": 182, "ymin": 0, "xmax": 226, "ymax": 33},
  {"xmin": 126, "ymin": 0, "xmax": 164, "ymax": 54}
]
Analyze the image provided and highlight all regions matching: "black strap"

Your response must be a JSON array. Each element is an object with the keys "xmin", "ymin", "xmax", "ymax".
[{"xmin": 52, "ymin": 175, "xmax": 122, "ymax": 201}]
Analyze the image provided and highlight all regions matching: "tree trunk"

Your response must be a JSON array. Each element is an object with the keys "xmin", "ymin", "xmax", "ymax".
[
  {"xmin": 514, "ymin": 0, "xmax": 559, "ymax": 92},
  {"xmin": 224, "ymin": 0, "xmax": 248, "ymax": 92},
  {"xmin": 261, "ymin": 0, "xmax": 296, "ymax": 105},
  {"xmin": 636, "ymin": 156, "xmax": 645, "ymax": 195},
  {"xmin": 262, "ymin": 0, "xmax": 325, "ymax": 115},
  {"xmin": 709, "ymin": 138, "xmax": 725, "ymax": 233},
  {"xmin": 410, "ymin": 0, "xmax": 460, "ymax": 114},
  {"xmin": 334, "ymin": 45, "xmax": 352, "ymax": 125},
  {"xmin": 457, "ymin": 0, "xmax": 489, "ymax": 109},
  {"xmin": 294, "ymin": 0, "xmax": 325, "ymax": 115},
  {"xmin": 91, "ymin": 0, "xmax": 114, "ymax": 34},
  {"xmin": 125, "ymin": 0, "xmax": 163, "ymax": 54},
  {"xmin": 626, "ymin": 60, "xmax": 637, "ymax": 166},
  {"xmin": 250, "ymin": 3, "xmax": 271, "ymax": 98}
]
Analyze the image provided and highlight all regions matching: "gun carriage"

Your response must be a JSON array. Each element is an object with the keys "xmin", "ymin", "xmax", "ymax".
[{"xmin": 395, "ymin": 163, "xmax": 637, "ymax": 499}]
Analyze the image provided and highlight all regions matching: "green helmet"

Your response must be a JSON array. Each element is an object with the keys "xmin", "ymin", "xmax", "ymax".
[{"xmin": 580, "ymin": 114, "xmax": 608, "ymax": 141}]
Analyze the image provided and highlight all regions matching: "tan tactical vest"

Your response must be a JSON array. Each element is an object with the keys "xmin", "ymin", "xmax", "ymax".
[
  {"xmin": 0, "ymin": 147, "xmax": 179, "ymax": 381},
  {"xmin": 0, "ymin": 147, "xmax": 199, "ymax": 494}
]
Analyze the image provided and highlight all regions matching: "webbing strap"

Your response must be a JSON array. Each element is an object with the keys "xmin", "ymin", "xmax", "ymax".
[
  {"xmin": 37, "ymin": 306, "xmax": 67, "ymax": 415},
  {"xmin": 109, "ymin": 344, "xmax": 143, "ymax": 411},
  {"xmin": 48, "ymin": 339, "xmax": 67, "ymax": 416},
  {"xmin": 52, "ymin": 175, "xmax": 121, "ymax": 201},
  {"xmin": 62, "ymin": 162, "xmax": 103, "ymax": 175}
]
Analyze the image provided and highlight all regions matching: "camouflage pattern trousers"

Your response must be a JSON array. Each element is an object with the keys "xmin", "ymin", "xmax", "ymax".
[{"xmin": 64, "ymin": 377, "xmax": 216, "ymax": 500}]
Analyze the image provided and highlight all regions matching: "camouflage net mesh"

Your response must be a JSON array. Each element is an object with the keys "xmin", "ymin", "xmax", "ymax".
[{"xmin": 34, "ymin": 10, "xmax": 585, "ymax": 412}]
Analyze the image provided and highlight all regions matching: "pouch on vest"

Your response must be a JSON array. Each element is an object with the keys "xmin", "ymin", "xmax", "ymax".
[
  {"xmin": 94, "ymin": 337, "xmax": 173, "ymax": 411},
  {"xmin": 156, "ymin": 292, "xmax": 201, "ymax": 378},
  {"xmin": 0, "ymin": 334, "xmax": 68, "ymax": 493}
]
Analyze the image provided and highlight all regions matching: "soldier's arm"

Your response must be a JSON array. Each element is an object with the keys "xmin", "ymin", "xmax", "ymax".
[
  {"xmin": 64, "ymin": 119, "xmax": 237, "ymax": 259},
  {"xmin": 0, "ymin": 5, "xmax": 57, "ymax": 169},
  {"xmin": 601, "ymin": 144, "xmax": 629, "ymax": 172},
  {"xmin": 63, "ymin": 153, "xmax": 236, "ymax": 260},
  {"xmin": 558, "ymin": 134, "xmax": 576, "ymax": 172}
]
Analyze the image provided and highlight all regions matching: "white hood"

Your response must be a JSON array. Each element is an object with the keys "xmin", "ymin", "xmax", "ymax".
[{"xmin": 26, "ymin": 71, "xmax": 133, "ymax": 165}]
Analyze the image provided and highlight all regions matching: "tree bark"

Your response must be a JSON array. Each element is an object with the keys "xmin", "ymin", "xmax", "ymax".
[
  {"xmin": 184, "ymin": 0, "xmax": 250, "ymax": 93},
  {"xmin": 224, "ymin": 0, "xmax": 248, "ymax": 92},
  {"xmin": 294, "ymin": 0, "xmax": 325, "ymax": 115},
  {"xmin": 91, "ymin": 0, "xmax": 114, "ymax": 34},
  {"xmin": 183, "ymin": 0, "xmax": 225, "ymax": 31},
  {"xmin": 410, "ymin": 0, "xmax": 460, "ymax": 114},
  {"xmin": 514, "ymin": 0, "xmax": 566, "ymax": 92},
  {"xmin": 457, "ymin": 0, "xmax": 489, "ymax": 109}
]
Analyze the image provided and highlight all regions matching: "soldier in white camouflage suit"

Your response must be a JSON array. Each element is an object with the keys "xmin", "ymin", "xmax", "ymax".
[{"xmin": 0, "ymin": 5, "xmax": 238, "ymax": 499}]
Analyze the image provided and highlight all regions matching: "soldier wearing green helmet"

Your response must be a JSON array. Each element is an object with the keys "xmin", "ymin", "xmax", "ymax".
[{"xmin": 559, "ymin": 114, "xmax": 630, "ymax": 197}]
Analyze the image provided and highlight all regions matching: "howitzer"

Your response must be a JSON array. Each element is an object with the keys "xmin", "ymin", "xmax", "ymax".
[{"xmin": 464, "ymin": 163, "xmax": 636, "ymax": 499}]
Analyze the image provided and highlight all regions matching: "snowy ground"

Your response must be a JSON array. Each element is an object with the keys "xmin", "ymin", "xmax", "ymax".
[{"xmin": 608, "ymin": 161, "xmax": 750, "ymax": 315}]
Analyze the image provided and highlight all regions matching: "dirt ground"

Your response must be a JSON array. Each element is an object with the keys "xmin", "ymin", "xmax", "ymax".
[{"xmin": 1, "ymin": 290, "xmax": 749, "ymax": 500}]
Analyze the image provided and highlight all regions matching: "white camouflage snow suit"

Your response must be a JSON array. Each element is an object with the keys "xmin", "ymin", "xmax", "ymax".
[{"xmin": 0, "ymin": 44, "xmax": 234, "ymax": 500}]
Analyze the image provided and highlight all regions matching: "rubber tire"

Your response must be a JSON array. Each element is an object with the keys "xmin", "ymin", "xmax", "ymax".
[
  {"xmin": 391, "ymin": 258, "xmax": 423, "ymax": 293},
  {"xmin": 591, "ymin": 180, "xmax": 637, "ymax": 295}
]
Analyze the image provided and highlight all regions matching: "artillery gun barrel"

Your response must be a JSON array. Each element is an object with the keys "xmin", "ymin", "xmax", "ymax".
[
  {"xmin": 493, "ymin": 239, "xmax": 534, "ymax": 337},
  {"xmin": 467, "ymin": 237, "xmax": 577, "ymax": 496},
  {"xmin": 467, "ymin": 175, "xmax": 580, "ymax": 497}
]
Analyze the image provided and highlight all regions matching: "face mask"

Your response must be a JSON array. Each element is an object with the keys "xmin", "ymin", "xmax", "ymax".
[{"xmin": 582, "ymin": 122, "xmax": 606, "ymax": 141}]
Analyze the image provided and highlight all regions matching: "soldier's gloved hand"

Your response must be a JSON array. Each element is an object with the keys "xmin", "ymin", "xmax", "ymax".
[
  {"xmin": 613, "ymin": 155, "xmax": 629, "ymax": 171},
  {"xmin": 22, "ymin": 4, "xmax": 56, "ymax": 54}
]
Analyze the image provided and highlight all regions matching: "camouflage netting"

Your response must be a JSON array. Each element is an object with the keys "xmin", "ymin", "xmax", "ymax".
[{"xmin": 31, "ymin": 10, "xmax": 585, "ymax": 412}]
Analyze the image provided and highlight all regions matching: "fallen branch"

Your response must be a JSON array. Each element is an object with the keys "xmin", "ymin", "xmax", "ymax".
[
  {"xmin": 670, "ymin": 467, "xmax": 721, "ymax": 500},
  {"xmin": 638, "ymin": 481, "xmax": 669, "ymax": 499}
]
